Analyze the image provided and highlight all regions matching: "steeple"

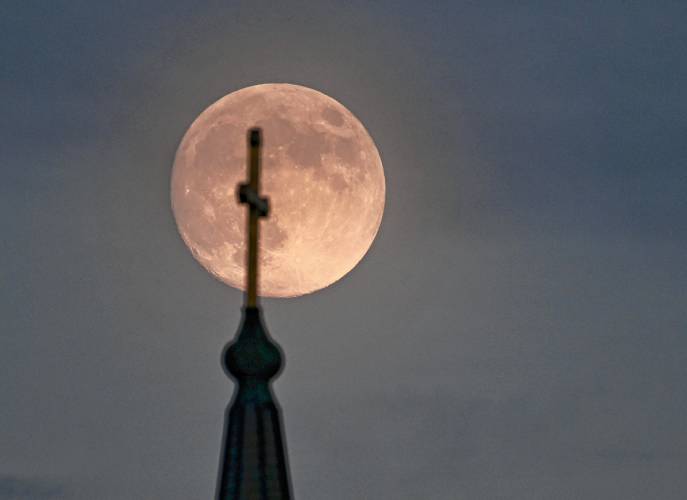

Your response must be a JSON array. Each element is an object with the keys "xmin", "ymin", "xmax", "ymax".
[{"xmin": 216, "ymin": 128, "xmax": 293, "ymax": 499}]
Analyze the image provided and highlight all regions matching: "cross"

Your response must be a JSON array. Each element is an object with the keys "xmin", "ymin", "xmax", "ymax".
[{"xmin": 237, "ymin": 128, "xmax": 269, "ymax": 307}]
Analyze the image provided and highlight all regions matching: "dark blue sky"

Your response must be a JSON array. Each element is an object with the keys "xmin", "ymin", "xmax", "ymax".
[{"xmin": 2, "ymin": 2, "xmax": 686, "ymax": 499}]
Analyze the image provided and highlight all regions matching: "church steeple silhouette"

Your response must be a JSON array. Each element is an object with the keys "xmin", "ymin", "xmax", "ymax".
[{"xmin": 216, "ymin": 128, "xmax": 293, "ymax": 499}]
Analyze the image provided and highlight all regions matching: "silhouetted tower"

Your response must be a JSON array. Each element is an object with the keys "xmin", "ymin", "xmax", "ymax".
[{"xmin": 216, "ymin": 129, "xmax": 293, "ymax": 499}]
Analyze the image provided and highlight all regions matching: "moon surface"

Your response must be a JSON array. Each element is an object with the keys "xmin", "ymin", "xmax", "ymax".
[{"xmin": 171, "ymin": 83, "xmax": 385, "ymax": 297}]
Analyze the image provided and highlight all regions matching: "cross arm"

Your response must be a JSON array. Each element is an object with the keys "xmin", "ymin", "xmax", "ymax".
[{"xmin": 237, "ymin": 183, "xmax": 269, "ymax": 216}]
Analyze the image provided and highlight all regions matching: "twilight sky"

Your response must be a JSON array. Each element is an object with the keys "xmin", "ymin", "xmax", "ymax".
[{"xmin": 2, "ymin": 2, "xmax": 686, "ymax": 499}]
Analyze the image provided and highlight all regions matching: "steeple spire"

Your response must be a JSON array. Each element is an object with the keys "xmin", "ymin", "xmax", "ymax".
[{"xmin": 216, "ymin": 128, "xmax": 293, "ymax": 499}]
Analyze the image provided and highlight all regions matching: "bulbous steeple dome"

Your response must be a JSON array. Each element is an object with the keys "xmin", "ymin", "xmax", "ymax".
[{"xmin": 216, "ymin": 306, "xmax": 292, "ymax": 500}]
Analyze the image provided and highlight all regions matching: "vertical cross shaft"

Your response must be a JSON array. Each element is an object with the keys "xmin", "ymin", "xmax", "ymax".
[{"xmin": 238, "ymin": 128, "xmax": 269, "ymax": 306}]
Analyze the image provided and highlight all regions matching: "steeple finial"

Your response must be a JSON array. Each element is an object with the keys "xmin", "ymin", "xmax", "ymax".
[
  {"xmin": 216, "ymin": 128, "xmax": 292, "ymax": 500},
  {"xmin": 237, "ymin": 128, "xmax": 269, "ymax": 307}
]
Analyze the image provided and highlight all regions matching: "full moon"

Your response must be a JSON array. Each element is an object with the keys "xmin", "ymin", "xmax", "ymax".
[{"xmin": 171, "ymin": 84, "xmax": 385, "ymax": 297}]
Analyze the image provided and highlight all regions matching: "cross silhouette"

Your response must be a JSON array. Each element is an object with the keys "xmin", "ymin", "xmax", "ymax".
[{"xmin": 237, "ymin": 128, "xmax": 269, "ymax": 307}]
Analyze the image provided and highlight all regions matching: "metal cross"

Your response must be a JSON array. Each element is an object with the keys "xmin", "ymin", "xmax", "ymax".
[{"xmin": 237, "ymin": 128, "xmax": 269, "ymax": 307}]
